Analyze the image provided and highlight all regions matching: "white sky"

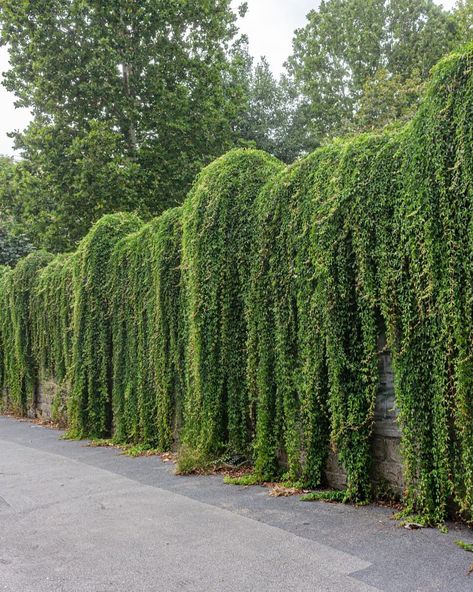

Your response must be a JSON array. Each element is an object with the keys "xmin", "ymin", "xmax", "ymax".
[{"xmin": 0, "ymin": 0, "xmax": 459, "ymax": 156}]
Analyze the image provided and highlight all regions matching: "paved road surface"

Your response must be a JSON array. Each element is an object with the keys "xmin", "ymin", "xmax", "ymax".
[{"xmin": 1, "ymin": 416, "xmax": 472, "ymax": 592}]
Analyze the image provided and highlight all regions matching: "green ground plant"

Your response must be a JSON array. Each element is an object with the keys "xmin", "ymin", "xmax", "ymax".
[
  {"xmin": 223, "ymin": 474, "xmax": 261, "ymax": 486},
  {"xmin": 300, "ymin": 490, "xmax": 347, "ymax": 503}
]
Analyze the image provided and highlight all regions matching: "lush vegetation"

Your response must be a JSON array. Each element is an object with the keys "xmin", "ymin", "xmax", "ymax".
[
  {"xmin": 2, "ymin": 1, "xmax": 473, "ymax": 255},
  {"xmin": 1, "ymin": 43, "xmax": 473, "ymax": 528},
  {"xmin": 181, "ymin": 150, "xmax": 283, "ymax": 460},
  {"xmin": 67, "ymin": 213, "xmax": 143, "ymax": 439},
  {"xmin": 0, "ymin": 251, "xmax": 54, "ymax": 414},
  {"xmin": 110, "ymin": 208, "xmax": 184, "ymax": 450}
]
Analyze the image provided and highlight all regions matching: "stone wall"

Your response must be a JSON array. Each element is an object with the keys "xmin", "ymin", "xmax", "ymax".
[
  {"xmin": 35, "ymin": 378, "xmax": 56, "ymax": 419},
  {"xmin": 325, "ymin": 334, "xmax": 404, "ymax": 495},
  {"xmin": 32, "ymin": 375, "xmax": 69, "ymax": 426},
  {"xmin": 12, "ymin": 333, "xmax": 404, "ymax": 495}
]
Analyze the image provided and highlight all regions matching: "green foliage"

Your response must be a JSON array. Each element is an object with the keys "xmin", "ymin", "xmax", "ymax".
[
  {"xmin": 247, "ymin": 44, "xmax": 473, "ymax": 514},
  {"xmin": 31, "ymin": 254, "xmax": 75, "ymax": 384},
  {"xmin": 453, "ymin": 0, "xmax": 473, "ymax": 44},
  {"xmin": 67, "ymin": 213, "xmax": 143, "ymax": 439},
  {"xmin": 248, "ymin": 135, "xmax": 397, "ymax": 497},
  {"xmin": 223, "ymin": 474, "xmax": 261, "ymax": 486},
  {"xmin": 0, "ymin": 266, "xmax": 10, "ymax": 398},
  {"xmin": 0, "ymin": 45, "xmax": 473, "ymax": 527},
  {"xmin": 0, "ymin": 156, "xmax": 34, "ymax": 265},
  {"xmin": 287, "ymin": 0, "xmax": 458, "ymax": 145},
  {"xmin": 236, "ymin": 56, "xmax": 301, "ymax": 163},
  {"xmin": 181, "ymin": 149, "xmax": 283, "ymax": 461},
  {"xmin": 385, "ymin": 46, "xmax": 473, "ymax": 524},
  {"xmin": 0, "ymin": 222, "xmax": 34, "ymax": 268},
  {"xmin": 353, "ymin": 69, "xmax": 426, "ymax": 133},
  {"xmin": 30, "ymin": 253, "xmax": 75, "ymax": 425},
  {"xmin": 0, "ymin": 1, "xmax": 249, "ymax": 251},
  {"xmin": 300, "ymin": 490, "xmax": 346, "ymax": 503},
  {"xmin": 0, "ymin": 251, "xmax": 53, "ymax": 414},
  {"xmin": 110, "ymin": 208, "xmax": 184, "ymax": 450},
  {"xmin": 149, "ymin": 209, "xmax": 186, "ymax": 450}
]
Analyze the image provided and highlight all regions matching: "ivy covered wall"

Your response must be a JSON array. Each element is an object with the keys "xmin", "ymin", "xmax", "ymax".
[{"xmin": 0, "ymin": 47, "xmax": 472, "ymax": 524}]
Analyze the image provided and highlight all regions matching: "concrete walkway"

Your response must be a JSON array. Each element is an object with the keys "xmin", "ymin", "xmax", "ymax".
[{"xmin": 0, "ymin": 416, "xmax": 472, "ymax": 592}]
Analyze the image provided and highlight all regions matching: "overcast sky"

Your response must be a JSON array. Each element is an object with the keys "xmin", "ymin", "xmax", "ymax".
[{"xmin": 0, "ymin": 0, "xmax": 458, "ymax": 156}]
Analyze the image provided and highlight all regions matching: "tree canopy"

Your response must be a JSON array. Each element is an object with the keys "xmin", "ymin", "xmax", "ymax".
[
  {"xmin": 286, "ymin": 0, "xmax": 459, "ymax": 147},
  {"xmin": 1, "ymin": 0, "xmax": 472, "ymax": 250},
  {"xmin": 0, "ymin": 0, "xmax": 249, "ymax": 250}
]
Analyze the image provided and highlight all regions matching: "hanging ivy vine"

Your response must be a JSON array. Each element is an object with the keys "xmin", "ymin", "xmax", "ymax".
[
  {"xmin": 0, "ymin": 251, "xmax": 53, "ymax": 414},
  {"xmin": 31, "ymin": 253, "xmax": 75, "ymax": 384},
  {"xmin": 30, "ymin": 253, "xmax": 75, "ymax": 422},
  {"xmin": 0, "ymin": 47, "xmax": 472, "ymax": 525},
  {"xmin": 149, "ymin": 208, "xmax": 185, "ymax": 451},
  {"xmin": 385, "ymin": 48, "xmax": 473, "ymax": 524},
  {"xmin": 181, "ymin": 149, "xmax": 283, "ymax": 460},
  {"xmin": 109, "ymin": 207, "xmax": 184, "ymax": 450},
  {"xmin": 67, "ymin": 213, "xmax": 142, "ymax": 439}
]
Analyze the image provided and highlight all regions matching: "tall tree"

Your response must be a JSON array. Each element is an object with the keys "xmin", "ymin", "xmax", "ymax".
[
  {"xmin": 0, "ymin": 0, "xmax": 248, "ymax": 250},
  {"xmin": 352, "ymin": 68, "xmax": 425, "ymax": 133},
  {"xmin": 0, "ymin": 156, "xmax": 34, "ymax": 266},
  {"xmin": 286, "ymin": 0, "xmax": 457, "ymax": 147},
  {"xmin": 455, "ymin": 0, "xmax": 473, "ymax": 42},
  {"xmin": 237, "ymin": 57, "xmax": 300, "ymax": 163}
]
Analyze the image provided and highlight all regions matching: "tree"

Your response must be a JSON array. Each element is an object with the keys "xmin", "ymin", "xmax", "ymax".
[
  {"xmin": 235, "ymin": 57, "xmax": 293, "ymax": 163},
  {"xmin": 286, "ymin": 0, "xmax": 457, "ymax": 147},
  {"xmin": 0, "ymin": 156, "xmax": 34, "ymax": 266},
  {"xmin": 0, "ymin": 0, "xmax": 248, "ymax": 250},
  {"xmin": 353, "ymin": 68, "xmax": 425, "ymax": 133},
  {"xmin": 455, "ymin": 0, "xmax": 473, "ymax": 43},
  {"xmin": 0, "ymin": 222, "xmax": 33, "ymax": 267},
  {"xmin": 9, "ymin": 119, "xmax": 144, "ymax": 250}
]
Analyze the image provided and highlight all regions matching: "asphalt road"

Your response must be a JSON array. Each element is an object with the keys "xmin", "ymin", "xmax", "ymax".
[{"xmin": 1, "ymin": 416, "xmax": 472, "ymax": 592}]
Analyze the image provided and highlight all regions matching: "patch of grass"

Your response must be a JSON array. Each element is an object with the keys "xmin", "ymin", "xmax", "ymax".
[
  {"xmin": 224, "ymin": 473, "xmax": 261, "ymax": 486},
  {"xmin": 120, "ymin": 443, "xmax": 161, "ymax": 457},
  {"xmin": 87, "ymin": 438, "xmax": 114, "ymax": 447},
  {"xmin": 300, "ymin": 490, "xmax": 346, "ymax": 503},
  {"xmin": 175, "ymin": 445, "xmax": 214, "ymax": 475},
  {"xmin": 455, "ymin": 541, "xmax": 473, "ymax": 575},
  {"xmin": 455, "ymin": 540, "xmax": 473, "ymax": 553}
]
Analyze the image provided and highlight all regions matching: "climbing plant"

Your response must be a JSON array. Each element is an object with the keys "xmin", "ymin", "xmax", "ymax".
[
  {"xmin": 109, "ymin": 222, "xmax": 148, "ymax": 445},
  {"xmin": 149, "ymin": 208, "xmax": 185, "ymax": 451},
  {"xmin": 247, "ymin": 135, "xmax": 400, "ymax": 498},
  {"xmin": 0, "ymin": 251, "xmax": 53, "ymax": 414},
  {"xmin": 67, "ymin": 213, "xmax": 142, "ymax": 439},
  {"xmin": 30, "ymin": 253, "xmax": 75, "ymax": 422},
  {"xmin": 0, "ymin": 265, "xmax": 10, "ymax": 406},
  {"xmin": 31, "ymin": 253, "xmax": 75, "ymax": 384},
  {"xmin": 0, "ymin": 46, "xmax": 472, "ymax": 525},
  {"xmin": 181, "ymin": 149, "xmax": 283, "ymax": 460},
  {"xmin": 246, "ymin": 45, "xmax": 473, "ymax": 514},
  {"xmin": 110, "ymin": 207, "xmax": 184, "ymax": 450},
  {"xmin": 385, "ymin": 47, "xmax": 473, "ymax": 524}
]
